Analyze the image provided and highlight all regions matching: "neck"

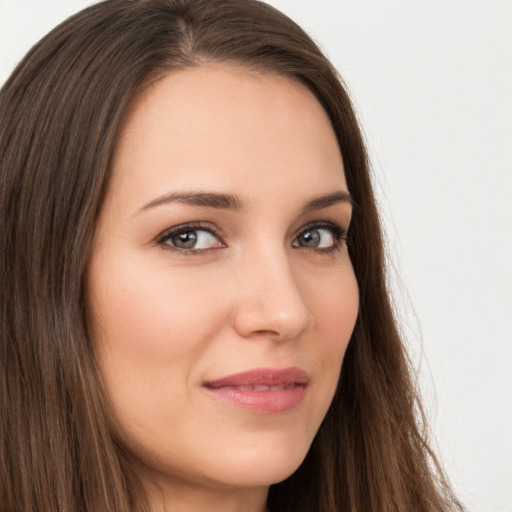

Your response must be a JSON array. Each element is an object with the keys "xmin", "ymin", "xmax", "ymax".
[{"xmin": 140, "ymin": 473, "xmax": 270, "ymax": 512}]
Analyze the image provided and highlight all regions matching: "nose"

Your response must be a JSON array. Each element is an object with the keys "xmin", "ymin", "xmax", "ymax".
[{"xmin": 231, "ymin": 248, "xmax": 313, "ymax": 342}]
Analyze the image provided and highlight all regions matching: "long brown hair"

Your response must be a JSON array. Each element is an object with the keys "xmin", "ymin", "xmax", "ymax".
[{"xmin": 0, "ymin": 1, "xmax": 464, "ymax": 511}]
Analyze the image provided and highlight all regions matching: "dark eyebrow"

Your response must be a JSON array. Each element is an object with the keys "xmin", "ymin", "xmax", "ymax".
[
  {"xmin": 137, "ymin": 189, "xmax": 353, "ymax": 215},
  {"xmin": 301, "ymin": 191, "xmax": 354, "ymax": 214},
  {"xmin": 138, "ymin": 192, "xmax": 246, "ymax": 213}
]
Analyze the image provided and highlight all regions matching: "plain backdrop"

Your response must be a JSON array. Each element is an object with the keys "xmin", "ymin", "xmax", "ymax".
[{"xmin": 1, "ymin": 1, "xmax": 511, "ymax": 511}]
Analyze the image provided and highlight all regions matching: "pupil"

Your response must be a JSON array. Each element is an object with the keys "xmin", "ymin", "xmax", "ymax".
[
  {"xmin": 301, "ymin": 230, "xmax": 320, "ymax": 247},
  {"xmin": 172, "ymin": 230, "xmax": 197, "ymax": 249}
]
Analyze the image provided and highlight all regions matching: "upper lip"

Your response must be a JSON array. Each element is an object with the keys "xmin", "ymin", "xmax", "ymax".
[{"xmin": 204, "ymin": 367, "xmax": 309, "ymax": 388}]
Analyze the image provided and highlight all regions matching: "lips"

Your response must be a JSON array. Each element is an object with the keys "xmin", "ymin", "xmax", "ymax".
[{"xmin": 203, "ymin": 367, "xmax": 308, "ymax": 414}]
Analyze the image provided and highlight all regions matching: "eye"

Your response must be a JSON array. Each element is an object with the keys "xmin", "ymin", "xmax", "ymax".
[
  {"xmin": 157, "ymin": 223, "xmax": 225, "ymax": 252},
  {"xmin": 292, "ymin": 222, "xmax": 347, "ymax": 251}
]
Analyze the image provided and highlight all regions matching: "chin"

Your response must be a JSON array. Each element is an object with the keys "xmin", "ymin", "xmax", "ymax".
[
  {"xmin": 133, "ymin": 428, "xmax": 312, "ymax": 491},
  {"xmin": 203, "ymin": 434, "xmax": 312, "ymax": 488},
  {"xmin": 206, "ymin": 458, "xmax": 306, "ymax": 489}
]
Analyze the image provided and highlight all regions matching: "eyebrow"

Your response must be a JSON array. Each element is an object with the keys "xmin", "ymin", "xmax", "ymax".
[
  {"xmin": 137, "ymin": 189, "xmax": 353, "ymax": 214},
  {"xmin": 138, "ymin": 192, "xmax": 246, "ymax": 213},
  {"xmin": 301, "ymin": 190, "xmax": 354, "ymax": 213}
]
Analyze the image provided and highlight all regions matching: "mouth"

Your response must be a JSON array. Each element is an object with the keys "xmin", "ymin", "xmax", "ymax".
[{"xmin": 203, "ymin": 367, "xmax": 308, "ymax": 414}]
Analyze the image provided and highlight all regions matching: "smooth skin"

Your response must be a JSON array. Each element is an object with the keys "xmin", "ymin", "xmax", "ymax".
[{"xmin": 88, "ymin": 65, "xmax": 359, "ymax": 512}]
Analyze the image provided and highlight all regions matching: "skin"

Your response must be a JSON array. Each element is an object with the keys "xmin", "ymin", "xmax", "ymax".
[{"xmin": 88, "ymin": 64, "xmax": 359, "ymax": 512}]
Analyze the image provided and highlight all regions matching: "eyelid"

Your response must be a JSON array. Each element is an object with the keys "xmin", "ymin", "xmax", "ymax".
[
  {"xmin": 155, "ymin": 221, "xmax": 226, "ymax": 253},
  {"xmin": 292, "ymin": 220, "xmax": 350, "ymax": 250},
  {"xmin": 154, "ymin": 219, "xmax": 350, "ymax": 256},
  {"xmin": 295, "ymin": 220, "xmax": 348, "ymax": 237}
]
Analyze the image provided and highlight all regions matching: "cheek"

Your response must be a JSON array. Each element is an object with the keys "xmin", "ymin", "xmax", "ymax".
[
  {"xmin": 87, "ymin": 253, "xmax": 228, "ymax": 419},
  {"xmin": 310, "ymin": 264, "xmax": 359, "ymax": 349},
  {"xmin": 90, "ymin": 252, "xmax": 222, "ymax": 355},
  {"xmin": 301, "ymin": 264, "xmax": 359, "ymax": 419}
]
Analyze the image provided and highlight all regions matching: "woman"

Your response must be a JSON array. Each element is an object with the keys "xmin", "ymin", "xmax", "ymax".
[{"xmin": 0, "ymin": 1, "xmax": 464, "ymax": 511}]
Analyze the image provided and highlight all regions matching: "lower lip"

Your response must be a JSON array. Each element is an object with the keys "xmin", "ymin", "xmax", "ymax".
[{"xmin": 204, "ymin": 385, "xmax": 306, "ymax": 414}]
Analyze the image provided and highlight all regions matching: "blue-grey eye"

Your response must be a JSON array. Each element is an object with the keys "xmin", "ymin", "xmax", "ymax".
[
  {"xmin": 165, "ymin": 229, "xmax": 221, "ymax": 250},
  {"xmin": 293, "ymin": 227, "xmax": 335, "ymax": 248}
]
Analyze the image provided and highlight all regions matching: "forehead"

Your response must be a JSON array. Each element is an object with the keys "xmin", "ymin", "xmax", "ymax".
[{"xmin": 108, "ymin": 64, "xmax": 347, "ymax": 210}]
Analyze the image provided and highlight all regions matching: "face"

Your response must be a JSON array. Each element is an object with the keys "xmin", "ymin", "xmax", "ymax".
[{"xmin": 88, "ymin": 65, "xmax": 359, "ymax": 504}]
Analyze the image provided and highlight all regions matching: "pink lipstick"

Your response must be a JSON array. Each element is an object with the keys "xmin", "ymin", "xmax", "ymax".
[{"xmin": 203, "ymin": 367, "xmax": 308, "ymax": 414}]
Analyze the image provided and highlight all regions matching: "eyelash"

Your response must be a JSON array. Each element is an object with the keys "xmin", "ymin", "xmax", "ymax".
[
  {"xmin": 156, "ymin": 221, "xmax": 225, "ymax": 255},
  {"xmin": 295, "ymin": 221, "xmax": 349, "ymax": 255},
  {"xmin": 155, "ymin": 220, "xmax": 349, "ymax": 256}
]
